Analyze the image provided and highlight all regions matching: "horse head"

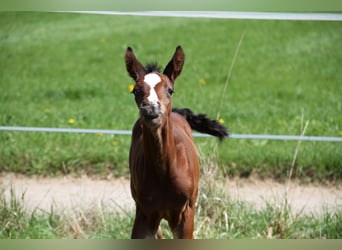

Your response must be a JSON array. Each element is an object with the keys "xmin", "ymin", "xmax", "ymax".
[{"xmin": 125, "ymin": 46, "xmax": 185, "ymax": 128}]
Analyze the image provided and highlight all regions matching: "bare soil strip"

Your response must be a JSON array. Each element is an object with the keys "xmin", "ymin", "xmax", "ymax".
[
  {"xmin": 225, "ymin": 178, "xmax": 341, "ymax": 215},
  {"xmin": 1, "ymin": 173, "xmax": 341, "ymax": 216}
]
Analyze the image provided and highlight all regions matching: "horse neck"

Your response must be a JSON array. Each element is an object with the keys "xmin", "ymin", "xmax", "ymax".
[{"xmin": 142, "ymin": 114, "xmax": 175, "ymax": 171}]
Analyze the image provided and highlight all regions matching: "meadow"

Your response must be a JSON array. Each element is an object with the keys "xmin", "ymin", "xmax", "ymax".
[
  {"xmin": 1, "ymin": 12, "xmax": 341, "ymax": 182},
  {"xmin": 0, "ymin": 11, "xmax": 341, "ymax": 239}
]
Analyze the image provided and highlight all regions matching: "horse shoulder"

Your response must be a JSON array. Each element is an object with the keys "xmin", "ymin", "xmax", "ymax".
[
  {"xmin": 171, "ymin": 112, "xmax": 193, "ymax": 138},
  {"xmin": 171, "ymin": 113, "xmax": 199, "ymax": 191},
  {"xmin": 171, "ymin": 112, "xmax": 198, "ymax": 157}
]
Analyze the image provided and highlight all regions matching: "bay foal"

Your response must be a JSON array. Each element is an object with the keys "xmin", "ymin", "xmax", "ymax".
[{"xmin": 125, "ymin": 46, "xmax": 227, "ymax": 239}]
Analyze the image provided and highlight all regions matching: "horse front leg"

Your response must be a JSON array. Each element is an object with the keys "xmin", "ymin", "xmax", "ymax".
[
  {"xmin": 131, "ymin": 207, "xmax": 161, "ymax": 239},
  {"xmin": 169, "ymin": 204, "xmax": 195, "ymax": 239}
]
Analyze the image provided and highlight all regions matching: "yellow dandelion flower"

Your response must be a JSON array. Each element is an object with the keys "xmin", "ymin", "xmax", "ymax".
[
  {"xmin": 339, "ymin": 131, "xmax": 342, "ymax": 136},
  {"xmin": 199, "ymin": 79, "xmax": 206, "ymax": 85},
  {"xmin": 218, "ymin": 118, "xmax": 224, "ymax": 124},
  {"xmin": 44, "ymin": 108, "xmax": 51, "ymax": 113},
  {"xmin": 68, "ymin": 118, "xmax": 75, "ymax": 125},
  {"xmin": 111, "ymin": 140, "xmax": 118, "ymax": 146},
  {"xmin": 128, "ymin": 84, "xmax": 135, "ymax": 92}
]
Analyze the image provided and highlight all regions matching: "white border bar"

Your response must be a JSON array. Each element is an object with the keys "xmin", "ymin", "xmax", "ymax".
[{"xmin": 59, "ymin": 11, "xmax": 342, "ymax": 21}]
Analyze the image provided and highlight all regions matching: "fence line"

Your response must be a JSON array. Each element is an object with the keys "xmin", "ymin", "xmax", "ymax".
[
  {"xmin": 2, "ymin": 12, "xmax": 341, "ymax": 143},
  {"xmin": 1, "ymin": 126, "xmax": 341, "ymax": 142},
  {"xmin": 60, "ymin": 11, "xmax": 342, "ymax": 21}
]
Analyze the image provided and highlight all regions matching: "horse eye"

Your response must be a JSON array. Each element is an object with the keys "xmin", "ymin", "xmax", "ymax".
[
  {"xmin": 131, "ymin": 87, "xmax": 140, "ymax": 95},
  {"xmin": 167, "ymin": 88, "xmax": 174, "ymax": 96}
]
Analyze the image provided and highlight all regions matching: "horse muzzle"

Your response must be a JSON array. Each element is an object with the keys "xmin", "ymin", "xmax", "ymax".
[{"xmin": 139, "ymin": 101, "xmax": 162, "ymax": 121}]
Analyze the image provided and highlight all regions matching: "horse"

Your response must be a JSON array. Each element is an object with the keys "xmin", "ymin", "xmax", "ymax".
[{"xmin": 125, "ymin": 46, "xmax": 228, "ymax": 239}]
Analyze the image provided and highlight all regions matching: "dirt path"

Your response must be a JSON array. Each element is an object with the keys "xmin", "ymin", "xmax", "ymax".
[
  {"xmin": 225, "ymin": 178, "xmax": 341, "ymax": 215},
  {"xmin": 1, "ymin": 174, "xmax": 134, "ymax": 214},
  {"xmin": 1, "ymin": 173, "xmax": 341, "ymax": 216}
]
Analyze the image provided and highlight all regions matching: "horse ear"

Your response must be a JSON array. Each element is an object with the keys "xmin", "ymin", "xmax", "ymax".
[
  {"xmin": 125, "ymin": 47, "xmax": 146, "ymax": 82},
  {"xmin": 163, "ymin": 45, "xmax": 185, "ymax": 83}
]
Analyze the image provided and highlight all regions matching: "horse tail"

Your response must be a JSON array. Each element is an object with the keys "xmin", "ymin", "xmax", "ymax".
[{"xmin": 172, "ymin": 108, "xmax": 229, "ymax": 140}]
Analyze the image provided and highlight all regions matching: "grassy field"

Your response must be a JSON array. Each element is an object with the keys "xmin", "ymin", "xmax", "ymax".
[
  {"xmin": 0, "ymin": 12, "xmax": 342, "ymax": 182},
  {"xmin": 1, "ymin": 192, "xmax": 341, "ymax": 239},
  {"xmin": 1, "ymin": 163, "xmax": 341, "ymax": 239},
  {"xmin": 0, "ymin": 203, "xmax": 339, "ymax": 239}
]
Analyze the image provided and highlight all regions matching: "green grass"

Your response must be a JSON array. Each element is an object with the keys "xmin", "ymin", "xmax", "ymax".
[
  {"xmin": 1, "ymin": 164, "xmax": 341, "ymax": 239},
  {"xmin": 0, "ymin": 12, "xmax": 341, "ymax": 181}
]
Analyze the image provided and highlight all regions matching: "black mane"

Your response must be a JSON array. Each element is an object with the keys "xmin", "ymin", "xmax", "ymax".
[{"xmin": 144, "ymin": 62, "xmax": 161, "ymax": 73}]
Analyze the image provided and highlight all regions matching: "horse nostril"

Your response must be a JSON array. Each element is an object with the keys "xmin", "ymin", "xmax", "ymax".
[
  {"xmin": 141, "ymin": 101, "xmax": 148, "ymax": 108},
  {"xmin": 141, "ymin": 100, "xmax": 160, "ymax": 109}
]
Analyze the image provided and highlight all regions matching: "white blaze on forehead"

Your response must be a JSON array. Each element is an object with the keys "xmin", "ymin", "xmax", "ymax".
[{"xmin": 144, "ymin": 73, "xmax": 161, "ymax": 103}]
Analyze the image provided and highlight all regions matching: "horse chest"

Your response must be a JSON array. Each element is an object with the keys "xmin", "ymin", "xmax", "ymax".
[{"xmin": 134, "ymin": 173, "xmax": 189, "ymax": 212}]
